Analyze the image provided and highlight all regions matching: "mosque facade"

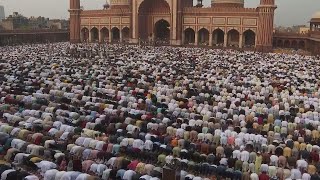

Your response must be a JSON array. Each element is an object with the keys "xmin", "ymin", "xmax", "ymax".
[{"xmin": 69, "ymin": 0, "xmax": 277, "ymax": 52}]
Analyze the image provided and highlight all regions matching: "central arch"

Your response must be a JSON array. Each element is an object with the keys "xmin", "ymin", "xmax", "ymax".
[
  {"xmin": 137, "ymin": 0, "xmax": 171, "ymax": 11},
  {"xmin": 154, "ymin": 19, "xmax": 170, "ymax": 44},
  {"xmin": 138, "ymin": 0, "xmax": 171, "ymax": 42}
]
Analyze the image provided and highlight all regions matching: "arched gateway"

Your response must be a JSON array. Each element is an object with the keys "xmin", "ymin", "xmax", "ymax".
[
  {"xmin": 154, "ymin": 19, "xmax": 170, "ymax": 44},
  {"xmin": 138, "ymin": 0, "xmax": 171, "ymax": 43}
]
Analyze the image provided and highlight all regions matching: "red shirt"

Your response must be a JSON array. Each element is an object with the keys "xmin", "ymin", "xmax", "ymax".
[
  {"xmin": 259, "ymin": 173, "xmax": 270, "ymax": 180},
  {"xmin": 127, "ymin": 160, "xmax": 139, "ymax": 170},
  {"xmin": 311, "ymin": 151, "xmax": 319, "ymax": 162},
  {"xmin": 102, "ymin": 143, "xmax": 109, "ymax": 151},
  {"xmin": 34, "ymin": 136, "xmax": 42, "ymax": 145}
]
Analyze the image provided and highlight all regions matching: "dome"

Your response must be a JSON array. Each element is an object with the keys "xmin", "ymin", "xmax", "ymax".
[
  {"xmin": 109, "ymin": 0, "xmax": 130, "ymax": 6},
  {"xmin": 211, "ymin": 0, "xmax": 244, "ymax": 7},
  {"xmin": 312, "ymin": 11, "xmax": 320, "ymax": 19},
  {"xmin": 311, "ymin": 11, "xmax": 320, "ymax": 23}
]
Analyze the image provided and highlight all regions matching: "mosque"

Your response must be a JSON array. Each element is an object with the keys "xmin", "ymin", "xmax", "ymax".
[{"xmin": 69, "ymin": 0, "xmax": 277, "ymax": 52}]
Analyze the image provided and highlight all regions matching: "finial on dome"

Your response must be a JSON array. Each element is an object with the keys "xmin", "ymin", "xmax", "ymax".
[{"xmin": 103, "ymin": 0, "xmax": 110, "ymax": 10}]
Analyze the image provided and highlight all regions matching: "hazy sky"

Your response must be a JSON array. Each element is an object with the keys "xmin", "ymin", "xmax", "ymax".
[{"xmin": 0, "ymin": 0, "xmax": 319, "ymax": 27}]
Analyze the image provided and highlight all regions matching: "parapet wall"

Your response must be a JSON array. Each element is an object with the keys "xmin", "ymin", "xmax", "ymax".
[
  {"xmin": 183, "ymin": 7, "xmax": 257, "ymax": 14},
  {"xmin": 80, "ymin": 8, "xmax": 131, "ymax": 17}
]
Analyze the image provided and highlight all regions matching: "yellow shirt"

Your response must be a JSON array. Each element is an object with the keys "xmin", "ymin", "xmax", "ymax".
[
  {"xmin": 263, "ymin": 124, "xmax": 270, "ymax": 132},
  {"xmin": 312, "ymin": 130, "xmax": 319, "ymax": 139},
  {"xmin": 294, "ymin": 141, "xmax": 300, "ymax": 149},
  {"xmin": 135, "ymin": 120, "xmax": 142, "ymax": 128},
  {"xmin": 183, "ymin": 131, "xmax": 190, "ymax": 140},
  {"xmin": 135, "ymin": 163, "xmax": 146, "ymax": 174},
  {"xmin": 267, "ymin": 115, "xmax": 274, "ymax": 124},
  {"xmin": 308, "ymin": 165, "xmax": 317, "ymax": 175},
  {"xmin": 300, "ymin": 143, "xmax": 307, "ymax": 150},
  {"xmin": 274, "ymin": 126, "xmax": 281, "ymax": 133},
  {"xmin": 283, "ymin": 147, "xmax": 292, "ymax": 157},
  {"xmin": 30, "ymin": 157, "xmax": 43, "ymax": 163}
]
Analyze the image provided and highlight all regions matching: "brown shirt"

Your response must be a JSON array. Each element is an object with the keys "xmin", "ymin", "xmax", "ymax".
[
  {"xmin": 216, "ymin": 146, "xmax": 224, "ymax": 157},
  {"xmin": 190, "ymin": 130, "xmax": 198, "ymax": 141},
  {"xmin": 308, "ymin": 165, "xmax": 317, "ymax": 175},
  {"xmin": 201, "ymin": 142, "xmax": 209, "ymax": 154},
  {"xmin": 278, "ymin": 156, "xmax": 287, "ymax": 168},
  {"xmin": 277, "ymin": 168, "xmax": 284, "ymax": 180},
  {"xmin": 242, "ymin": 172, "xmax": 250, "ymax": 180}
]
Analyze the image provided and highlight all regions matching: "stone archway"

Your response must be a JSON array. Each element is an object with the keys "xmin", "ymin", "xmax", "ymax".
[
  {"xmin": 243, "ymin": 29, "xmax": 256, "ymax": 47},
  {"xmin": 198, "ymin": 28, "xmax": 209, "ymax": 45},
  {"xmin": 184, "ymin": 28, "xmax": 195, "ymax": 45},
  {"xmin": 111, "ymin": 27, "xmax": 120, "ymax": 42},
  {"xmin": 122, "ymin": 27, "xmax": 130, "ymax": 42},
  {"xmin": 137, "ymin": 0, "xmax": 171, "ymax": 12},
  {"xmin": 138, "ymin": 0, "xmax": 170, "ymax": 41},
  {"xmin": 291, "ymin": 40, "xmax": 298, "ymax": 49},
  {"xmin": 227, "ymin": 29, "xmax": 240, "ymax": 47},
  {"xmin": 299, "ymin": 41, "xmax": 306, "ymax": 49},
  {"xmin": 154, "ymin": 19, "xmax": 170, "ymax": 44},
  {"xmin": 284, "ymin": 40, "xmax": 290, "ymax": 48},
  {"xmin": 277, "ymin": 40, "xmax": 283, "ymax": 47},
  {"xmin": 81, "ymin": 27, "xmax": 89, "ymax": 42},
  {"xmin": 100, "ymin": 27, "xmax": 109, "ymax": 43},
  {"xmin": 212, "ymin": 29, "xmax": 224, "ymax": 46},
  {"xmin": 90, "ymin": 27, "xmax": 99, "ymax": 42}
]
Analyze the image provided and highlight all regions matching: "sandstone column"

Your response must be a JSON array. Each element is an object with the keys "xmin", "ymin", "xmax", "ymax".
[
  {"xmin": 89, "ymin": 31, "xmax": 92, "ymax": 43},
  {"xmin": 99, "ymin": 29, "xmax": 102, "ymax": 43},
  {"xmin": 120, "ymin": 29, "xmax": 123, "ymax": 43},
  {"xmin": 256, "ymin": 0, "xmax": 277, "ymax": 52},
  {"xmin": 224, "ymin": 33, "xmax": 227, "ymax": 47},
  {"xmin": 209, "ymin": 33, "xmax": 213, "ymax": 47},
  {"xmin": 239, "ymin": 33, "xmax": 243, "ymax": 48},
  {"xmin": 69, "ymin": 0, "xmax": 81, "ymax": 43},
  {"xmin": 195, "ymin": 31, "xmax": 198, "ymax": 45},
  {"xmin": 109, "ymin": 29, "xmax": 112, "ymax": 43}
]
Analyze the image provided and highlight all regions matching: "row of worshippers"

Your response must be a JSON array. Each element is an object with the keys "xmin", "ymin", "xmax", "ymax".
[{"xmin": 1, "ymin": 43, "xmax": 320, "ymax": 180}]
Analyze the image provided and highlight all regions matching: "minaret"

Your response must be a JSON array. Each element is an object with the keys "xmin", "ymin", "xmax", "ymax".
[
  {"xmin": 69, "ymin": 0, "xmax": 81, "ymax": 43},
  {"xmin": 256, "ymin": 0, "xmax": 277, "ymax": 52},
  {"xmin": 176, "ymin": 0, "xmax": 183, "ymax": 45}
]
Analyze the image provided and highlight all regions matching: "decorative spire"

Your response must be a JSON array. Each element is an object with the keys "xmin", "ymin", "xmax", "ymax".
[
  {"xmin": 196, "ymin": 0, "xmax": 203, "ymax": 8},
  {"xmin": 103, "ymin": 0, "xmax": 110, "ymax": 9}
]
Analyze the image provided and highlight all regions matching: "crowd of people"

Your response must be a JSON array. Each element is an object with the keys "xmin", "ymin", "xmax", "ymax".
[{"xmin": 0, "ymin": 43, "xmax": 320, "ymax": 180}]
